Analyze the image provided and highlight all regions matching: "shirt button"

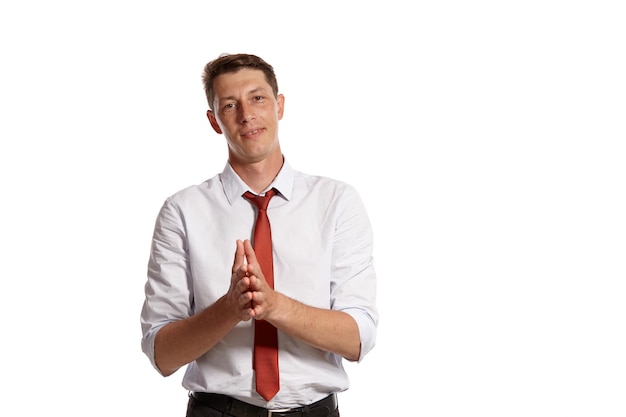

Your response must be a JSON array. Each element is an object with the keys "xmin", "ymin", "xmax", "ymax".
[{"xmin": 268, "ymin": 401, "xmax": 275, "ymax": 408}]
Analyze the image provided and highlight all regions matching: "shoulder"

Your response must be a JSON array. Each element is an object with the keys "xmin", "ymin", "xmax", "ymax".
[
  {"xmin": 291, "ymin": 169, "xmax": 364, "ymax": 207},
  {"xmin": 163, "ymin": 174, "xmax": 223, "ymax": 207},
  {"xmin": 294, "ymin": 169, "xmax": 357, "ymax": 192}
]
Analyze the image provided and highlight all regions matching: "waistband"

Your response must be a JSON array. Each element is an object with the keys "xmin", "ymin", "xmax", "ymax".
[{"xmin": 190, "ymin": 392, "xmax": 338, "ymax": 417}]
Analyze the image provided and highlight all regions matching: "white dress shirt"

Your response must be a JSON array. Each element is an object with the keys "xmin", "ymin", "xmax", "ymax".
[{"xmin": 140, "ymin": 159, "xmax": 378, "ymax": 409}]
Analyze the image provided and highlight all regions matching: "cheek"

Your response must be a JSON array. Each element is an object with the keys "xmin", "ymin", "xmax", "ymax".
[{"xmin": 217, "ymin": 117, "xmax": 235, "ymax": 133}]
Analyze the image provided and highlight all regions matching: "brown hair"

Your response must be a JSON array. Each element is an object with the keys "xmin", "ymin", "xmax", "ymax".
[{"xmin": 202, "ymin": 53, "xmax": 279, "ymax": 111}]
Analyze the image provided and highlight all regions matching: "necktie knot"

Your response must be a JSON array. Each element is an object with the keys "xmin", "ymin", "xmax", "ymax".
[{"xmin": 243, "ymin": 188, "xmax": 277, "ymax": 211}]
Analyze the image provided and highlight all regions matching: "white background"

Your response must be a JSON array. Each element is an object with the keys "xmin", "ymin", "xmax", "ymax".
[{"xmin": 1, "ymin": 1, "xmax": 625, "ymax": 416}]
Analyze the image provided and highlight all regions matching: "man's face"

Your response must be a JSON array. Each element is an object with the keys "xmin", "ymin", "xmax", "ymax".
[{"xmin": 207, "ymin": 68, "xmax": 285, "ymax": 165}]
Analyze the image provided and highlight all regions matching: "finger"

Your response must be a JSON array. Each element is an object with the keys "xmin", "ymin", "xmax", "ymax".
[
  {"xmin": 239, "ymin": 289, "xmax": 253, "ymax": 306},
  {"xmin": 243, "ymin": 239, "xmax": 258, "ymax": 268},
  {"xmin": 250, "ymin": 301, "xmax": 266, "ymax": 319},
  {"xmin": 235, "ymin": 274, "xmax": 251, "ymax": 291},
  {"xmin": 248, "ymin": 274, "xmax": 265, "ymax": 291},
  {"xmin": 231, "ymin": 240, "xmax": 245, "ymax": 274},
  {"xmin": 243, "ymin": 242, "xmax": 266, "ymax": 281}
]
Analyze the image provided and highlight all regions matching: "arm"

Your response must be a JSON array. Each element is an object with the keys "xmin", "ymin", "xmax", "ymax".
[
  {"xmin": 270, "ymin": 293, "xmax": 361, "ymax": 361},
  {"xmin": 154, "ymin": 296, "xmax": 239, "ymax": 376},
  {"xmin": 154, "ymin": 240, "xmax": 260, "ymax": 376},
  {"xmin": 242, "ymin": 240, "xmax": 362, "ymax": 361}
]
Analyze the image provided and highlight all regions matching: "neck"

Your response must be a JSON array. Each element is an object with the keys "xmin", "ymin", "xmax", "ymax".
[{"xmin": 231, "ymin": 154, "xmax": 284, "ymax": 194}]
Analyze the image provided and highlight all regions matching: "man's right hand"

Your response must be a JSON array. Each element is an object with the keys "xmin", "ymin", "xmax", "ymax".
[{"xmin": 227, "ymin": 239, "xmax": 255, "ymax": 321}]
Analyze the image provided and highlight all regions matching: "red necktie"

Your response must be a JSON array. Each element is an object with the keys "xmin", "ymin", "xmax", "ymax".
[{"xmin": 243, "ymin": 188, "xmax": 279, "ymax": 401}]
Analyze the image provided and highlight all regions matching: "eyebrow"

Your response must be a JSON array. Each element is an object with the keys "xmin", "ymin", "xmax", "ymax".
[{"xmin": 219, "ymin": 87, "xmax": 269, "ymax": 102}]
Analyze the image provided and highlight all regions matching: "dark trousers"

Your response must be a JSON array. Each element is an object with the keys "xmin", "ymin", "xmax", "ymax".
[{"xmin": 186, "ymin": 394, "xmax": 340, "ymax": 417}]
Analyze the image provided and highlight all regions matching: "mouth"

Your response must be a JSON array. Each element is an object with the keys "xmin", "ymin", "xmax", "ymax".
[{"xmin": 241, "ymin": 128, "xmax": 263, "ymax": 138}]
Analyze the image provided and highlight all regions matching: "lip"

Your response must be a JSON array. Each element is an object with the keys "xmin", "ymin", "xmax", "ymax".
[{"xmin": 241, "ymin": 128, "xmax": 264, "ymax": 138}]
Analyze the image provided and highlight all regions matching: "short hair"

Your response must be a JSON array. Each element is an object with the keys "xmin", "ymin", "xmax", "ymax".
[{"xmin": 202, "ymin": 53, "xmax": 279, "ymax": 111}]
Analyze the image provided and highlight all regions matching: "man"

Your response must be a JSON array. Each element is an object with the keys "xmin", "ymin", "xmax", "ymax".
[{"xmin": 140, "ymin": 53, "xmax": 378, "ymax": 417}]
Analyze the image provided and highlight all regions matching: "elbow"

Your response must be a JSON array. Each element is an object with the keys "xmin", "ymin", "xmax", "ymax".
[
  {"xmin": 154, "ymin": 328, "xmax": 181, "ymax": 377},
  {"xmin": 156, "ymin": 361, "xmax": 180, "ymax": 377},
  {"xmin": 154, "ymin": 348, "xmax": 182, "ymax": 377},
  {"xmin": 344, "ymin": 342, "xmax": 361, "ymax": 362}
]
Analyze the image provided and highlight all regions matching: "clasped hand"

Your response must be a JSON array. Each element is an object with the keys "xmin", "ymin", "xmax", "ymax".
[{"xmin": 228, "ymin": 239, "xmax": 276, "ymax": 322}]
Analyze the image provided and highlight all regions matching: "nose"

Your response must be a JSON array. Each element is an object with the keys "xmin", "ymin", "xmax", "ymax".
[{"xmin": 238, "ymin": 102, "xmax": 255, "ymax": 123}]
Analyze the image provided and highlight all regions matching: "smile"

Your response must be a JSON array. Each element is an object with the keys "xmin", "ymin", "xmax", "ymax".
[{"xmin": 242, "ymin": 128, "xmax": 262, "ymax": 138}]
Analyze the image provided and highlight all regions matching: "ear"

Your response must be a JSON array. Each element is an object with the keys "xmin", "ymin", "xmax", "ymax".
[
  {"xmin": 206, "ymin": 110, "xmax": 223, "ymax": 134},
  {"xmin": 276, "ymin": 94, "xmax": 285, "ymax": 120}
]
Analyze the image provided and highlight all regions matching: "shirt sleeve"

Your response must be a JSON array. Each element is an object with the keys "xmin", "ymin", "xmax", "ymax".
[
  {"xmin": 140, "ymin": 198, "xmax": 192, "ymax": 373},
  {"xmin": 329, "ymin": 185, "xmax": 378, "ymax": 362}
]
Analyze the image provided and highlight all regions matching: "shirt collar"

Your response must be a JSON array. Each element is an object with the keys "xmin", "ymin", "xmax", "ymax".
[{"xmin": 220, "ymin": 158, "xmax": 294, "ymax": 205}]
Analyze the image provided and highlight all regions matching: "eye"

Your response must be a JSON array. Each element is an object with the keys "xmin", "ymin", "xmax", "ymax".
[
  {"xmin": 253, "ymin": 95, "xmax": 264, "ymax": 102},
  {"xmin": 223, "ymin": 102, "xmax": 236, "ymax": 112}
]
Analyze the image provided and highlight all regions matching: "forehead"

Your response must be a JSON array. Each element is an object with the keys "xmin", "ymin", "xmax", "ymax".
[{"xmin": 213, "ymin": 68, "xmax": 271, "ymax": 98}]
